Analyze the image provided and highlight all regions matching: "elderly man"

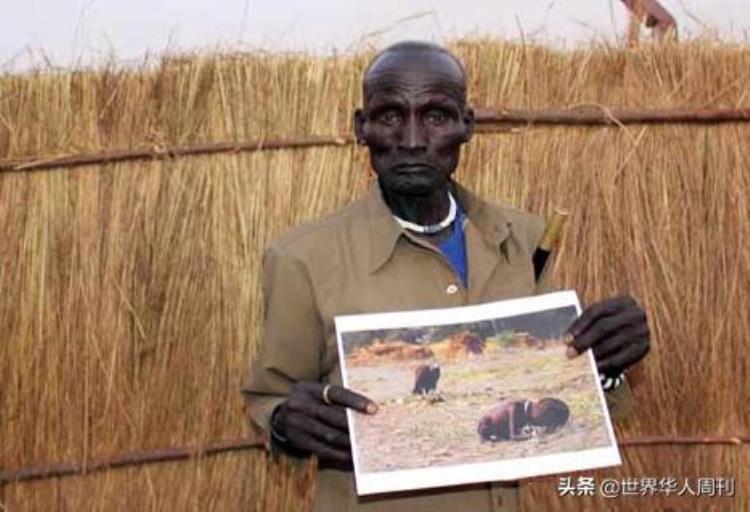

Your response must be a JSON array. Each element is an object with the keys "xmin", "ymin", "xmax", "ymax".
[{"xmin": 243, "ymin": 41, "xmax": 650, "ymax": 512}]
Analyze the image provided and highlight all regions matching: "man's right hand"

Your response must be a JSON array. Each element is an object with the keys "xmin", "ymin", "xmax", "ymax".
[{"xmin": 271, "ymin": 382, "xmax": 378, "ymax": 469}]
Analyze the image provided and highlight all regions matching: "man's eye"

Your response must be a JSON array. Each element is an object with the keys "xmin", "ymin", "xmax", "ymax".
[
  {"xmin": 425, "ymin": 110, "xmax": 449, "ymax": 124},
  {"xmin": 378, "ymin": 111, "xmax": 403, "ymax": 125}
]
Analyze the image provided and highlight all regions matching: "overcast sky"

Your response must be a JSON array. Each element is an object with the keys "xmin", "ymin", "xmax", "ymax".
[{"xmin": 2, "ymin": 1, "xmax": 749, "ymax": 71}]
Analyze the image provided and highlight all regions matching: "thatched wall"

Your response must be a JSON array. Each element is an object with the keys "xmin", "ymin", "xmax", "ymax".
[{"xmin": 1, "ymin": 41, "xmax": 748, "ymax": 511}]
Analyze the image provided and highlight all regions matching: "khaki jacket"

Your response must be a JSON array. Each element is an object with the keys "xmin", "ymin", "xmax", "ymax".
[{"xmin": 243, "ymin": 182, "xmax": 633, "ymax": 512}]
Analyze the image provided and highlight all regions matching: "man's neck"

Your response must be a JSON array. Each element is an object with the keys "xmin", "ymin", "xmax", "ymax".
[{"xmin": 381, "ymin": 183, "xmax": 452, "ymax": 226}]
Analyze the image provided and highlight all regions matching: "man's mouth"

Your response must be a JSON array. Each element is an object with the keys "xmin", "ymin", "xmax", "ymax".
[{"xmin": 393, "ymin": 164, "xmax": 431, "ymax": 173}]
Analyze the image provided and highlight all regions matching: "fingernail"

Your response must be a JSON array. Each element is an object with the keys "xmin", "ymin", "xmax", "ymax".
[
  {"xmin": 563, "ymin": 334, "xmax": 575, "ymax": 345},
  {"xmin": 566, "ymin": 346, "xmax": 578, "ymax": 359},
  {"xmin": 366, "ymin": 403, "xmax": 378, "ymax": 414}
]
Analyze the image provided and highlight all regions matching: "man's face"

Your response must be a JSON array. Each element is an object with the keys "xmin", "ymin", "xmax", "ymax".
[{"xmin": 355, "ymin": 51, "xmax": 474, "ymax": 196}]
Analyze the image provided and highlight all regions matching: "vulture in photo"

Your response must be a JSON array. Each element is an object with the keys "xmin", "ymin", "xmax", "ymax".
[{"xmin": 412, "ymin": 362, "xmax": 441, "ymax": 395}]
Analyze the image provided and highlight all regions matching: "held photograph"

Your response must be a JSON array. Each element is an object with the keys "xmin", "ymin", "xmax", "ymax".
[{"xmin": 335, "ymin": 291, "xmax": 621, "ymax": 495}]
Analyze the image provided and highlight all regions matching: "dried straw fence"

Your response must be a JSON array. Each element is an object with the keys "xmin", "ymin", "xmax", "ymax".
[{"xmin": 1, "ymin": 41, "xmax": 749, "ymax": 511}]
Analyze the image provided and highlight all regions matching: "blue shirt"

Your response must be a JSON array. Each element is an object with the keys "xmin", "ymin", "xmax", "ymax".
[{"xmin": 437, "ymin": 205, "xmax": 468, "ymax": 287}]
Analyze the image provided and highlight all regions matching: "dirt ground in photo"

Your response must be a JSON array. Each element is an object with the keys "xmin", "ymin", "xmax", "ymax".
[{"xmin": 346, "ymin": 345, "xmax": 612, "ymax": 474}]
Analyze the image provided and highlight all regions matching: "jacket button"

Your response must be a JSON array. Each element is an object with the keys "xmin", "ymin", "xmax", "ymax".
[{"xmin": 446, "ymin": 284, "xmax": 459, "ymax": 294}]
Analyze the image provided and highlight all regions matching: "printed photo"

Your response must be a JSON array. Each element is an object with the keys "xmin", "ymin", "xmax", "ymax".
[{"xmin": 335, "ymin": 291, "xmax": 621, "ymax": 495}]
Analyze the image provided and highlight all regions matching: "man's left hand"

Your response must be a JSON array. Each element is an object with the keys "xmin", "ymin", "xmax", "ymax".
[{"xmin": 565, "ymin": 295, "xmax": 650, "ymax": 377}]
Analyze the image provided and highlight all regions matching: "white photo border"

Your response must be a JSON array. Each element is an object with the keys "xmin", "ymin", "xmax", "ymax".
[{"xmin": 335, "ymin": 290, "xmax": 622, "ymax": 496}]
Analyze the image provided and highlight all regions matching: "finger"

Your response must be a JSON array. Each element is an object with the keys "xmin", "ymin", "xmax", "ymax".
[
  {"xmin": 287, "ymin": 398, "xmax": 348, "ymax": 429},
  {"xmin": 309, "ymin": 419, "xmax": 351, "ymax": 449},
  {"xmin": 286, "ymin": 412, "xmax": 351, "ymax": 449},
  {"xmin": 287, "ymin": 412, "xmax": 350, "ymax": 448},
  {"xmin": 591, "ymin": 325, "xmax": 649, "ymax": 361},
  {"xmin": 566, "ymin": 296, "xmax": 636, "ymax": 341},
  {"xmin": 569, "ymin": 309, "xmax": 646, "ymax": 355},
  {"xmin": 326, "ymin": 385, "xmax": 378, "ymax": 414},
  {"xmin": 596, "ymin": 340, "xmax": 650, "ymax": 376},
  {"xmin": 291, "ymin": 381, "xmax": 378, "ymax": 414},
  {"xmin": 294, "ymin": 433, "xmax": 352, "ymax": 464}
]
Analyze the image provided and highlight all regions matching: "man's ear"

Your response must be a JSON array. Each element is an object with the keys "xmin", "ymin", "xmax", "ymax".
[
  {"xmin": 354, "ymin": 108, "xmax": 367, "ymax": 145},
  {"xmin": 461, "ymin": 107, "xmax": 475, "ymax": 144}
]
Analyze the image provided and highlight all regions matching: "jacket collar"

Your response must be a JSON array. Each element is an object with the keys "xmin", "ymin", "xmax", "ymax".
[{"xmin": 366, "ymin": 180, "xmax": 512, "ymax": 273}]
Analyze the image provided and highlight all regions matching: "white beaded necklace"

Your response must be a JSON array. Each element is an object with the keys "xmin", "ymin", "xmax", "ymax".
[{"xmin": 393, "ymin": 192, "xmax": 457, "ymax": 234}]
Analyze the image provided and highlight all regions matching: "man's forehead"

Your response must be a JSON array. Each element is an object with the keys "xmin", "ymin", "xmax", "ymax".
[
  {"xmin": 363, "ymin": 49, "xmax": 466, "ymax": 104},
  {"xmin": 365, "ymin": 82, "xmax": 464, "ymax": 107},
  {"xmin": 365, "ymin": 49, "xmax": 465, "ymax": 79}
]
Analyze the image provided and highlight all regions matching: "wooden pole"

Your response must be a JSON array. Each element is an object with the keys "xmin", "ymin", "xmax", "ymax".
[
  {"xmin": 620, "ymin": 435, "xmax": 750, "ymax": 447},
  {"xmin": 0, "ymin": 135, "xmax": 353, "ymax": 173},
  {"xmin": 473, "ymin": 107, "xmax": 750, "ymax": 126},
  {"xmin": 0, "ymin": 438, "xmax": 264, "ymax": 485}
]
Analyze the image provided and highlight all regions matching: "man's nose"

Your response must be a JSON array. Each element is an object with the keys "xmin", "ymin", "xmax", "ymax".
[{"xmin": 399, "ymin": 114, "xmax": 427, "ymax": 150}]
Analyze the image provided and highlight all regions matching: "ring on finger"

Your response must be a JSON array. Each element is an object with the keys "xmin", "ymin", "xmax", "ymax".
[{"xmin": 322, "ymin": 384, "xmax": 333, "ymax": 405}]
